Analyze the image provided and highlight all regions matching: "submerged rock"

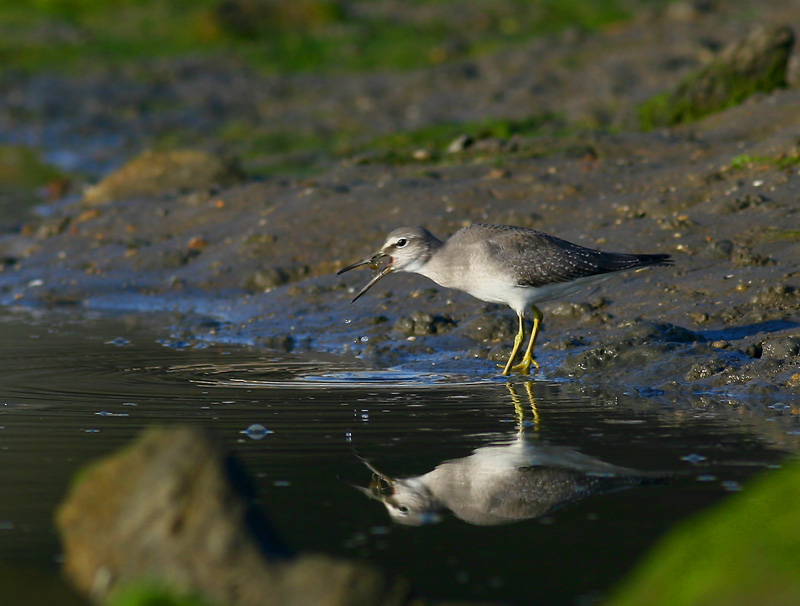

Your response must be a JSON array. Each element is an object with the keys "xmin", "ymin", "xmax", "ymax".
[{"xmin": 56, "ymin": 426, "xmax": 410, "ymax": 606}]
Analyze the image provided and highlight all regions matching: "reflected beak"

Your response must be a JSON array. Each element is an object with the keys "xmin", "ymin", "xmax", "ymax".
[
  {"xmin": 337, "ymin": 251, "xmax": 394, "ymax": 302},
  {"xmin": 369, "ymin": 472, "xmax": 395, "ymax": 497}
]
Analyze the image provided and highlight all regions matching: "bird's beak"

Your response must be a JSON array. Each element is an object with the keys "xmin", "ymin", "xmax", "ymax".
[{"xmin": 337, "ymin": 251, "xmax": 394, "ymax": 302}]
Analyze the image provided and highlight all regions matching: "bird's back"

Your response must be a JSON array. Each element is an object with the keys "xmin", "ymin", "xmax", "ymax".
[
  {"xmin": 417, "ymin": 224, "xmax": 671, "ymax": 311},
  {"xmin": 446, "ymin": 223, "xmax": 671, "ymax": 287}
]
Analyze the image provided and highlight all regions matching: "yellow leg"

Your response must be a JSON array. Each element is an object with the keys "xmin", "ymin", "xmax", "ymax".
[
  {"xmin": 510, "ymin": 305, "xmax": 542, "ymax": 374},
  {"xmin": 501, "ymin": 312, "xmax": 526, "ymax": 376}
]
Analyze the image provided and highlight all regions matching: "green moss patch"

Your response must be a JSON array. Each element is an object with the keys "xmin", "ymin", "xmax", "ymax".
[{"xmin": 0, "ymin": 0, "xmax": 669, "ymax": 75}]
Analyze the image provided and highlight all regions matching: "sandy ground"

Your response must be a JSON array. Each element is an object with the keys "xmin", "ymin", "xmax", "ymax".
[{"xmin": 0, "ymin": 0, "xmax": 799, "ymax": 401}]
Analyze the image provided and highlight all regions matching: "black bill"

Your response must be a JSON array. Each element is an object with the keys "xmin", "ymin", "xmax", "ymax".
[{"xmin": 337, "ymin": 252, "xmax": 393, "ymax": 302}]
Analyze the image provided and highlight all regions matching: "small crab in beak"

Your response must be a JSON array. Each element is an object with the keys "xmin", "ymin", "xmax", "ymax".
[{"xmin": 337, "ymin": 250, "xmax": 395, "ymax": 302}]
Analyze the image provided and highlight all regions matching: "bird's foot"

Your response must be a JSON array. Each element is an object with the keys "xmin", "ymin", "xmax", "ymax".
[
  {"xmin": 510, "ymin": 356, "xmax": 539, "ymax": 375},
  {"xmin": 499, "ymin": 356, "xmax": 539, "ymax": 376}
]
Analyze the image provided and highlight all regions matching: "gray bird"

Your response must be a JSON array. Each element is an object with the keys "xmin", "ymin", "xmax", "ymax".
[
  {"xmin": 338, "ymin": 223, "xmax": 672, "ymax": 374},
  {"xmin": 357, "ymin": 437, "xmax": 664, "ymax": 526}
]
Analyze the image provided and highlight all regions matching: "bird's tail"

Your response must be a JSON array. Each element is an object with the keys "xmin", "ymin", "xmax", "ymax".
[
  {"xmin": 634, "ymin": 253, "xmax": 673, "ymax": 267},
  {"xmin": 597, "ymin": 252, "xmax": 673, "ymax": 272}
]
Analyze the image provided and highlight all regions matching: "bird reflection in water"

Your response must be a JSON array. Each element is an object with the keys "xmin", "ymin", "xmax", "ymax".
[{"xmin": 358, "ymin": 382, "xmax": 665, "ymax": 526}]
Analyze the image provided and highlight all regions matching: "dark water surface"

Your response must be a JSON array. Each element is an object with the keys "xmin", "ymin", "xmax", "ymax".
[{"xmin": 0, "ymin": 309, "xmax": 796, "ymax": 605}]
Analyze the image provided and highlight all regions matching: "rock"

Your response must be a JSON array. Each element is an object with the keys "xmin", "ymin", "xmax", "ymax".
[
  {"xmin": 244, "ymin": 265, "xmax": 310, "ymax": 291},
  {"xmin": 564, "ymin": 341, "xmax": 634, "ymax": 375},
  {"xmin": 621, "ymin": 321, "xmax": 700, "ymax": 344},
  {"xmin": 459, "ymin": 312, "xmax": 517, "ymax": 342},
  {"xmin": 750, "ymin": 284, "xmax": 800, "ymax": 309},
  {"xmin": 257, "ymin": 334, "xmax": 296, "ymax": 352},
  {"xmin": 446, "ymin": 134, "xmax": 474, "ymax": 153},
  {"xmin": 548, "ymin": 301, "xmax": 594, "ymax": 319},
  {"xmin": 760, "ymin": 335, "xmax": 800, "ymax": 360},
  {"xmin": 245, "ymin": 267, "xmax": 290, "ymax": 290},
  {"xmin": 704, "ymin": 239, "xmax": 734, "ymax": 258},
  {"xmin": 392, "ymin": 311, "xmax": 455, "ymax": 336},
  {"xmin": 562, "ymin": 322, "xmax": 700, "ymax": 377},
  {"xmin": 744, "ymin": 342, "xmax": 762, "ymax": 359},
  {"xmin": 238, "ymin": 233, "xmax": 278, "ymax": 258},
  {"xmin": 685, "ymin": 359, "xmax": 729, "ymax": 381},
  {"xmin": 639, "ymin": 26, "xmax": 795, "ymax": 128},
  {"xmin": 83, "ymin": 150, "xmax": 242, "ymax": 205},
  {"xmin": 56, "ymin": 426, "xmax": 410, "ymax": 606},
  {"xmin": 730, "ymin": 245, "xmax": 770, "ymax": 267}
]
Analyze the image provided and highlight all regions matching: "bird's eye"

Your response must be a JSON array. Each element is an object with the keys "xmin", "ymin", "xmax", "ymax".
[
  {"xmin": 398, "ymin": 506, "xmax": 409, "ymax": 514},
  {"xmin": 396, "ymin": 238, "xmax": 408, "ymax": 248}
]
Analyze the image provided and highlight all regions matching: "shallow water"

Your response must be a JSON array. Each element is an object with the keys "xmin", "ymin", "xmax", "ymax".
[{"xmin": 0, "ymin": 309, "xmax": 796, "ymax": 605}]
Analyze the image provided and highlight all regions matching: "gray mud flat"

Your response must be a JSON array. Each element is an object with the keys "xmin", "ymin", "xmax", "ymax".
[
  {"xmin": 2, "ymin": 122, "xmax": 799, "ymax": 399},
  {"xmin": 0, "ymin": 1, "xmax": 799, "ymax": 402}
]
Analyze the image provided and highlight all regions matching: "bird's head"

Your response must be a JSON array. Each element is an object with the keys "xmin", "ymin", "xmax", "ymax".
[
  {"xmin": 353, "ymin": 458, "xmax": 442, "ymax": 525},
  {"xmin": 337, "ymin": 226, "xmax": 439, "ymax": 302}
]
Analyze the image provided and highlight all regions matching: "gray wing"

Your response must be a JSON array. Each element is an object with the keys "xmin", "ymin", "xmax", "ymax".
[{"xmin": 473, "ymin": 224, "xmax": 671, "ymax": 288}]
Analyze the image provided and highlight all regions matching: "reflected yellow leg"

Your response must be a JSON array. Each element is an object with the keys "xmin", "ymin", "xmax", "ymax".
[
  {"xmin": 507, "ymin": 381, "xmax": 540, "ymax": 432},
  {"xmin": 510, "ymin": 305, "xmax": 542, "ymax": 374},
  {"xmin": 524, "ymin": 380, "xmax": 540, "ymax": 426},
  {"xmin": 501, "ymin": 312, "xmax": 526, "ymax": 376}
]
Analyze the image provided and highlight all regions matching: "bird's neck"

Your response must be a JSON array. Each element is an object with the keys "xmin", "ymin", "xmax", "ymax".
[{"xmin": 404, "ymin": 234, "xmax": 443, "ymax": 275}]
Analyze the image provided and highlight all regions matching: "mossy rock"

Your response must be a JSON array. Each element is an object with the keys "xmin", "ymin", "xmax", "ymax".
[
  {"xmin": 83, "ymin": 149, "xmax": 242, "ymax": 205},
  {"xmin": 606, "ymin": 458, "xmax": 800, "ymax": 606},
  {"xmin": 639, "ymin": 26, "xmax": 794, "ymax": 129}
]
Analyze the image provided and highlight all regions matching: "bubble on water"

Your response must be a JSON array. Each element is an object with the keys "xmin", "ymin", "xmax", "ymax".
[
  {"xmin": 681, "ymin": 453, "xmax": 707, "ymax": 464},
  {"xmin": 105, "ymin": 337, "xmax": 130, "ymax": 346},
  {"xmin": 95, "ymin": 411, "xmax": 129, "ymax": 417},
  {"xmin": 241, "ymin": 424, "xmax": 273, "ymax": 440},
  {"xmin": 722, "ymin": 480, "xmax": 742, "ymax": 492},
  {"xmin": 157, "ymin": 339, "xmax": 189, "ymax": 349},
  {"xmin": 696, "ymin": 474, "xmax": 717, "ymax": 482}
]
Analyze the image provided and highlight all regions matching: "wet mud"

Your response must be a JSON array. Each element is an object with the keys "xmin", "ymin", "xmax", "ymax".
[{"xmin": 0, "ymin": 1, "xmax": 799, "ymax": 400}]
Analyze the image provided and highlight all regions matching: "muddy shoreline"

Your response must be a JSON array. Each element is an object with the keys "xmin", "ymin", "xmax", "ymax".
[{"xmin": 1, "ymin": 1, "xmax": 799, "ymax": 402}]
